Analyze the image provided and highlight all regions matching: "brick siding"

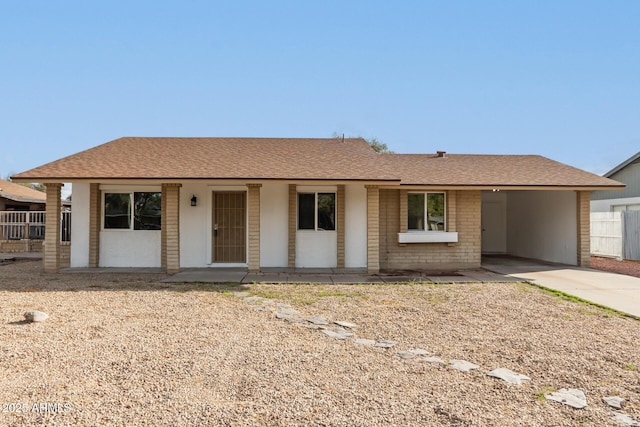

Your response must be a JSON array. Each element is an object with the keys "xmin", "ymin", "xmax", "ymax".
[{"xmin": 379, "ymin": 189, "xmax": 481, "ymax": 270}]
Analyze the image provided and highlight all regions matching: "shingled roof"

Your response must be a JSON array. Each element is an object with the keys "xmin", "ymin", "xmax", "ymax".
[
  {"xmin": 0, "ymin": 179, "xmax": 46, "ymax": 204},
  {"xmin": 12, "ymin": 137, "xmax": 398, "ymax": 182},
  {"xmin": 12, "ymin": 137, "xmax": 624, "ymax": 189},
  {"xmin": 382, "ymin": 153, "xmax": 623, "ymax": 188}
]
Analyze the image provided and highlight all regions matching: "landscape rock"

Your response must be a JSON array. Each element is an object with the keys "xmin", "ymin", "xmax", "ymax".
[
  {"xmin": 374, "ymin": 340, "xmax": 397, "ymax": 348},
  {"xmin": 407, "ymin": 348, "xmax": 429, "ymax": 356},
  {"xmin": 450, "ymin": 360, "xmax": 479, "ymax": 372},
  {"xmin": 320, "ymin": 327, "xmax": 354, "ymax": 340},
  {"xmin": 603, "ymin": 396, "xmax": 626, "ymax": 409},
  {"xmin": 487, "ymin": 368, "xmax": 531, "ymax": 385},
  {"xmin": 334, "ymin": 321, "xmax": 358, "ymax": 329},
  {"xmin": 396, "ymin": 351, "xmax": 417, "ymax": 360},
  {"xmin": 612, "ymin": 413, "xmax": 640, "ymax": 427},
  {"xmin": 545, "ymin": 388, "xmax": 587, "ymax": 409},
  {"xmin": 306, "ymin": 316, "xmax": 330, "ymax": 325},
  {"xmin": 24, "ymin": 311, "xmax": 48, "ymax": 323}
]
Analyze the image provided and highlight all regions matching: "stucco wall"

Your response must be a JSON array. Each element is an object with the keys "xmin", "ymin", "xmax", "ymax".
[
  {"xmin": 345, "ymin": 184, "xmax": 367, "ymax": 268},
  {"xmin": 506, "ymin": 190, "xmax": 577, "ymax": 265},
  {"xmin": 70, "ymin": 182, "xmax": 90, "ymax": 267},
  {"xmin": 260, "ymin": 184, "xmax": 289, "ymax": 267},
  {"xmin": 379, "ymin": 189, "xmax": 481, "ymax": 270}
]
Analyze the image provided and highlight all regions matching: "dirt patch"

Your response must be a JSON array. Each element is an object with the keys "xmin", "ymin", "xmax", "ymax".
[{"xmin": 1, "ymin": 260, "xmax": 639, "ymax": 426}]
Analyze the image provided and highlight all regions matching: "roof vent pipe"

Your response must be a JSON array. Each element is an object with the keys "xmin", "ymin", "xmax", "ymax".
[{"xmin": 437, "ymin": 151, "xmax": 446, "ymax": 158}]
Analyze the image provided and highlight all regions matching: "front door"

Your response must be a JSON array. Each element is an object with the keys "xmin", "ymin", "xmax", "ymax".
[
  {"xmin": 481, "ymin": 201, "xmax": 507, "ymax": 254},
  {"xmin": 212, "ymin": 191, "xmax": 246, "ymax": 263}
]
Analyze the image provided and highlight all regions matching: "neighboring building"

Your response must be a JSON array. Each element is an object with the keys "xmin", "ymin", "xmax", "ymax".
[
  {"xmin": 591, "ymin": 151, "xmax": 640, "ymax": 212},
  {"xmin": 11, "ymin": 137, "xmax": 622, "ymax": 273},
  {"xmin": 0, "ymin": 178, "xmax": 46, "ymax": 211}
]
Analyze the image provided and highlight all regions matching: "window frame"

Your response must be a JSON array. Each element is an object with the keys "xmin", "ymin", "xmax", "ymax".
[
  {"xmin": 297, "ymin": 192, "xmax": 336, "ymax": 231},
  {"xmin": 407, "ymin": 191, "xmax": 446, "ymax": 232},
  {"xmin": 102, "ymin": 191, "xmax": 162, "ymax": 231}
]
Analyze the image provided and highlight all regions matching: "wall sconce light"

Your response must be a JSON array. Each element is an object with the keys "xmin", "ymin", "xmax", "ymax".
[{"xmin": 191, "ymin": 195, "xmax": 197, "ymax": 206}]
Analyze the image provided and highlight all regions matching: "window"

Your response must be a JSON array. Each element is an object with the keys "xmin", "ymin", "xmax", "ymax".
[
  {"xmin": 104, "ymin": 192, "xmax": 161, "ymax": 230},
  {"xmin": 298, "ymin": 192, "xmax": 336, "ymax": 231},
  {"xmin": 408, "ymin": 192, "xmax": 445, "ymax": 231}
]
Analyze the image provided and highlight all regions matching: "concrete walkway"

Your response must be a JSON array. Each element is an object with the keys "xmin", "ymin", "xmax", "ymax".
[
  {"xmin": 483, "ymin": 257, "xmax": 640, "ymax": 318},
  {"xmin": 160, "ymin": 267, "xmax": 518, "ymax": 285}
]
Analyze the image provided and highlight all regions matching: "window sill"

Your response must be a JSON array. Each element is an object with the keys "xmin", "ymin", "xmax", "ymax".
[{"xmin": 398, "ymin": 232, "xmax": 458, "ymax": 243}]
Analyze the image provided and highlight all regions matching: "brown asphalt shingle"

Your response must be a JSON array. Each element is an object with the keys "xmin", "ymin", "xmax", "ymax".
[
  {"xmin": 382, "ymin": 153, "xmax": 623, "ymax": 187},
  {"xmin": 12, "ymin": 137, "xmax": 624, "ymax": 189},
  {"xmin": 12, "ymin": 137, "xmax": 397, "ymax": 182},
  {"xmin": 0, "ymin": 179, "xmax": 46, "ymax": 203}
]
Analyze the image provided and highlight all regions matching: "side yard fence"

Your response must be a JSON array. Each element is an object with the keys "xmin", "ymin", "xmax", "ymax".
[
  {"xmin": 0, "ymin": 211, "xmax": 71, "ymax": 253},
  {"xmin": 591, "ymin": 211, "xmax": 640, "ymax": 260}
]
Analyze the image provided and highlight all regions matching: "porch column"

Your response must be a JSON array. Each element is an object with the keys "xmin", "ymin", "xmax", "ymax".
[
  {"xmin": 88, "ymin": 183, "xmax": 101, "ymax": 267},
  {"xmin": 288, "ymin": 184, "xmax": 296, "ymax": 269},
  {"xmin": 43, "ymin": 183, "xmax": 62, "ymax": 272},
  {"xmin": 162, "ymin": 184, "xmax": 181, "ymax": 274},
  {"xmin": 576, "ymin": 190, "xmax": 591, "ymax": 267},
  {"xmin": 337, "ymin": 185, "xmax": 345, "ymax": 269},
  {"xmin": 366, "ymin": 185, "xmax": 380, "ymax": 274},
  {"xmin": 247, "ymin": 183, "xmax": 262, "ymax": 273}
]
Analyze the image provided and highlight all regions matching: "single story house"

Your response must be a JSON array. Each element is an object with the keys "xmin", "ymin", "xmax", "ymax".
[
  {"xmin": 591, "ymin": 151, "xmax": 640, "ymax": 212},
  {"xmin": 12, "ymin": 137, "xmax": 623, "ymax": 273}
]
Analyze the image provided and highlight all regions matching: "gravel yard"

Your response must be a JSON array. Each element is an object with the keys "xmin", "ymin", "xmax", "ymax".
[
  {"xmin": 591, "ymin": 256, "xmax": 640, "ymax": 279},
  {"xmin": 1, "ymin": 260, "xmax": 639, "ymax": 426}
]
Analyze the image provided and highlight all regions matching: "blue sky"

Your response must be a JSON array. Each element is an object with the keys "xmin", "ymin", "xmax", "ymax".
[{"xmin": 1, "ymin": 1, "xmax": 639, "ymax": 182}]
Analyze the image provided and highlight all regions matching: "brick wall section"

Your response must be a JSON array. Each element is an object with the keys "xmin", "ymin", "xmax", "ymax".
[
  {"xmin": 43, "ymin": 184, "xmax": 62, "ymax": 272},
  {"xmin": 0, "ymin": 240, "xmax": 41, "ymax": 252},
  {"xmin": 399, "ymin": 190, "xmax": 408, "ymax": 233},
  {"xmin": 288, "ymin": 184, "xmax": 296, "ymax": 269},
  {"xmin": 366, "ymin": 185, "xmax": 380, "ymax": 274},
  {"xmin": 162, "ymin": 184, "xmax": 181, "ymax": 274},
  {"xmin": 247, "ymin": 184, "xmax": 261, "ymax": 272},
  {"xmin": 379, "ymin": 189, "xmax": 481, "ymax": 270},
  {"xmin": 337, "ymin": 185, "xmax": 345, "ymax": 268},
  {"xmin": 88, "ymin": 183, "xmax": 100, "ymax": 267},
  {"xmin": 59, "ymin": 242, "xmax": 71, "ymax": 268},
  {"xmin": 447, "ymin": 190, "xmax": 457, "ymax": 232},
  {"xmin": 576, "ymin": 190, "xmax": 591, "ymax": 267}
]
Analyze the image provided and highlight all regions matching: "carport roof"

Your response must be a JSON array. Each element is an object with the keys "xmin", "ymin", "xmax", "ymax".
[
  {"xmin": 11, "ymin": 137, "xmax": 624, "ymax": 189},
  {"xmin": 383, "ymin": 153, "xmax": 624, "ymax": 188}
]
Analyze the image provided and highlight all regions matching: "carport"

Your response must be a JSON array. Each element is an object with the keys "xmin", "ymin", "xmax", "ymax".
[{"xmin": 481, "ymin": 190, "xmax": 584, "ymax": 266}]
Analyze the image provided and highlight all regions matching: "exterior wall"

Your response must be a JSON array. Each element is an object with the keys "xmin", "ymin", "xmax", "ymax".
[
  {"xmin": 247, "ymin": 184, "xmax": 261, "ymax": 272},
  {"xmin": 379, "ymin": 189, "xmax": 481, "ymax": 270},
  {"xmin": 506, "ymin": 190, "xmax": 577, "ymax": 265},
  {"xmin": 43, "ymin": 184, "xmax": 62, "ymax": 272},
  {"xmin": 591, "ymin": 162, "xmax": 639, "ymax": 200},
  {"xmin": 0, "ymin": 240, "xmax": 43, "ymax": 252},
  {"xmin": 345, "ymin": 184, "xmax": 367, "ymax": 268},
  {"xmin": 180, "ymin": 182, "xmax": 210, "ymax": 267},
  {"xmin": 60, "ymin": 242, "xmax": 71, "ymax": 268},
  {"xmin": 295, "ymin": 185, "xmax": 338, "ymax": 268},
  {"xmin": 99, "ymin": 185, "xmax": 162, "ymax": 268},
  {"xmin": 591, "ymin": 196, "xmax": 640, "ymax": 212},
  {"xmin": 70, "ymin": 182, "xmax": 90, "ymax": 267},
  {"xmin": 260, "ymin": 183, "xmax": 288, "ymax": 267}
]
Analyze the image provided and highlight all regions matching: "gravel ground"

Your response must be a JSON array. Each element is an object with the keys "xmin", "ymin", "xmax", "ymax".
[
  {"xmin": 1, "ymin": 260, "xmax": 639, "ymax": 426},
  {"xmin": 591, "ymin": 256, "xmax": 640, "ymax": 278}
]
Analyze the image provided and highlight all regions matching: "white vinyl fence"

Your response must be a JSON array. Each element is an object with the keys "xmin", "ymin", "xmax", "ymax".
[{"xmin": 590, "ymin": 212, "xmax": 623, "ymax": 259}]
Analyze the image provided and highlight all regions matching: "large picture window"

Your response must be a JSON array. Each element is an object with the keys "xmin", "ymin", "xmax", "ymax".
[
  {"xmin": 104, "ymin": 192, "xmax": 161, "ymax": 230},
  {"xmin": 408, "ymin": 192, "xmax": 445, "ymax": 231},
  {"xmin": 298, "ymin": 192, "xmax": 336, "ymax": 231}
]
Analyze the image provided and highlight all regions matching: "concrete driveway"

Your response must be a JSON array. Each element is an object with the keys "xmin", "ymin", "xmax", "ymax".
[{"xmin": 483, "ymin": 256, "xmax": 640, "ymax": 318}]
